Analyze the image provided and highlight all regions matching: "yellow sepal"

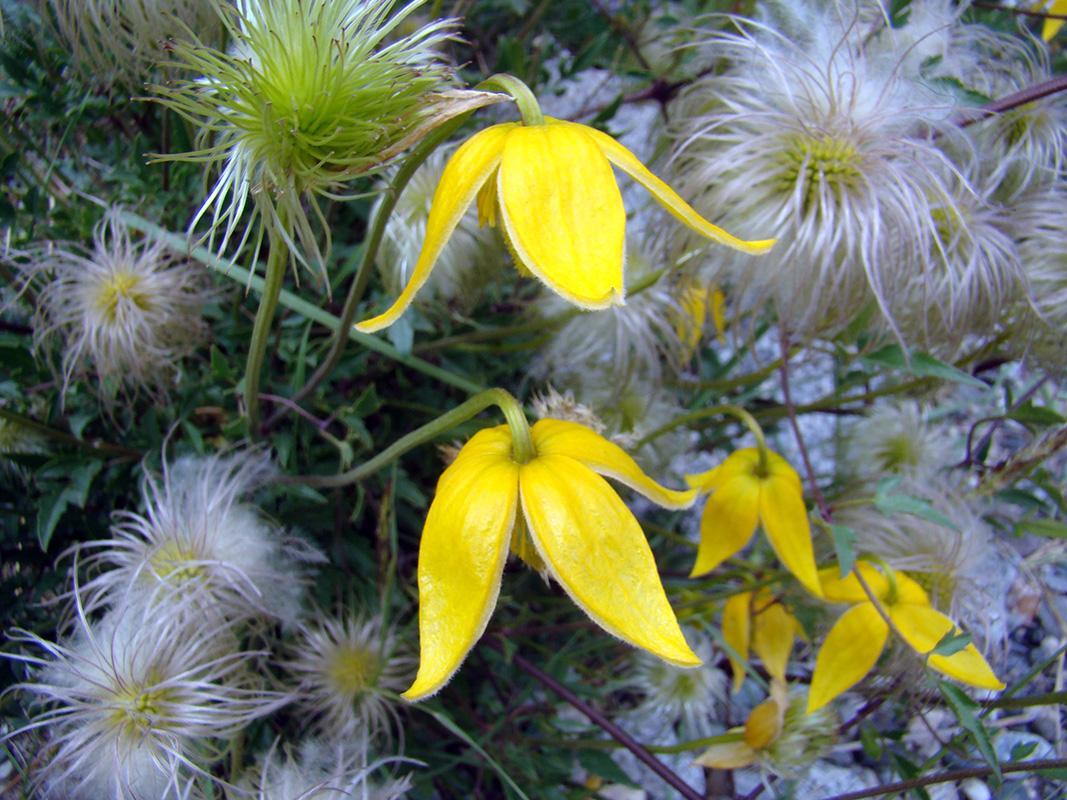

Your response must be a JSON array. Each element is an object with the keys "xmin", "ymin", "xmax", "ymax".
[{"xmin": 808, "ymin": 602, "xmax": 888, "ymax": 712}]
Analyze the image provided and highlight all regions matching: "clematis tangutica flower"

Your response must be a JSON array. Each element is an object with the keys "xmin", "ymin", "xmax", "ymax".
[
  {"xmin": 357, "ymin": 118, "xmax": 775, "ymax": 332},
  {"xmin": 694, "ymin": 679, "xmax": 789, "ymax": 770},
  {"xmin": 404, "ymin": 419, "xmax": 701, "ymax": 701},
  {"xmin": 808, "ymin": 563, "xmax": 1005, "ymax": 712},
  {"xmin": 687, "ymin": 449, "xmax": 821, "ymax": 597},
  {"xmin": 722, "ymin": 589, "xmax": 803, "ymax": 693}
]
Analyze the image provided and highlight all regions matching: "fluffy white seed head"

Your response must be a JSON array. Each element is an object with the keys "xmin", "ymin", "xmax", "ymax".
[
  {"xmin": 77, "ymin": 448, "xmax": 323, "ymax": 626},
  {"xmin": 845, "ymin": 402, "xmax": 952, "ymax": 482},
  {"xmin": 5, "ymin": 600, "xmax": 289, "ymax": 799},
  {"xmin": 21, "ymin": 208, "xmax": 211, "ymax": 406},
  {"xmin": 243, "ymin": 739, "xmax": 413, "ymax": 800},
  {"xmin": 283, "ymin": 609, "xmax": 414, "ymax": 745}
]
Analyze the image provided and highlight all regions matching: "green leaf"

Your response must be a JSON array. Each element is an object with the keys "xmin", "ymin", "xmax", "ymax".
[
  {"xmin": 828, "ymin": 524, "xmax": 857, "ymax": 578},
  {"xmin": 939, "ymin": 682, "xmax": 1001, "ymax": 788},
  {"xmin": 1010, "ymin": 741, "xmax": 1038, "ymax": 761},
  {"xmin": 35, "ymin": 458, "xmax": 103, "ymax": 550},
  {"xmin": 859, "ymin": 723, "xmax": 882, "ymax": 760},
  {"xmin": 576, "ymin": 749, "xmax": 637, "ymax": 788},
  {"xmin": 862, "ymin": 344, "xmax": 986, "ymax": 388},
  {"xmin": 1007, "ymin": 402, "xmax": 1067, "ymax": 427},
  {"xmin": 875, "ymin": 492, "xmax": 960, "ymax": 530},
  {"xmin": 930, "ymin": 629, "xmax": 972, "ymax": 657},
  {"xmin": 1018, "ymin": 518, "xmax": 1067, "ymax": 539}
]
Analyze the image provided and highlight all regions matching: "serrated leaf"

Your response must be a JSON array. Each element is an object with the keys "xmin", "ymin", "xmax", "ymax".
[
  {"xmin": 577, "ymin": 749, "xmax": 637, "ymax": 788},
  {"xmin": 862, "ymin": 345, "xmax": 986, "ymax": 388},
  {"xmin": 1018, "ymin": 518, "xmax": 1067, "ymax": 539},
  {"xmin": 828, "ymin": 524, "xmax": 857, "ymax": 578},
  {"xmin": 939, "ymin": 682, "xmax": 1001, "ymax": 787},
  {"xmin": 875, "ymin": 493, "xmax": 960, "ymax": 530},
  {"xmin": 931, "ymin": 629, "xmax": 972, "ymax": 657}
]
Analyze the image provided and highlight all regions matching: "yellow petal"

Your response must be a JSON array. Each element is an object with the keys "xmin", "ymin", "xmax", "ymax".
[
  {"xmin": 1043, "ymin": 0, "xmax": 1067, "ymax": 40},
  {"xmin": 752, "ymin": 600, "xmax": 798, "ymax": 683},
  {"xmin": 889, "ymin": 605, "xmax": 1005, "ymax": 690},
  {"xmin": 722, "ymin": 592, "xmax": 752, "ymax": 693},
  {"xmin": 894, "ymin": 571, "xmax": 932, "ymax": 606},
  {"xmin": 356, "ymin": 123, "xmax": 515, "ymax": 333},
  {"xmin": 711, "ymin": 287, "xmax": 726, "ymax": 344},
  {"xmin": 693, "ymin": 739, "xmax": 756, "ymax": 770},
  {"xmin": 580, "ymin": 124, "xmax": 777, "ymax": 255},
  {"xmin": 403, "ymin": 452, "xmax": 520, "ymax": 701},
  {"xmin": 817, "ymin": 562, "xmax": 890, "ymax": 604},
  {"xmin": 497, "ymin": 123, "xmax": 625, "ymax": 309},
  {"xmin": 758, "ymin": 472, "xmax": 821, "ymax": 597},
  {"xmin": 531, "ymin": 419, "xmax": 695, "ymax": 509},
  {"xmin": 518, "ymin": 454, "xmax": 700, "ymax": 667},
  {"xmin": 744, "ymin": 692, "xmax": 785, "ymax": 749},
  {"xmin": 808, "ymin": 603, "xmax": 888, "ymax": 712},
  {"xmin": 690, "ymin": 475, "xmax": 760, "ymax": 577}
]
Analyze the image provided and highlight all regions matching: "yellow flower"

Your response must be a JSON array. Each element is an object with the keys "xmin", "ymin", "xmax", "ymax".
[
  {"xmin": 687, "ymin": 449, "xmax": 821, "ymax": 597},
  {"xmin": 404, "ymin": 418, "xmax": 701, "ymax": 701},
  {"xmin": 357, "ymin": 118, "xmax": 775, "ymax": 332},
  {"xmin": 693, "ymin": 679, "xmax": 789, "ymax": 770},
  {"xmin": 722, "ymin": 589, "xmax": 803, "ymax": 693},
  {"xmin": 807, "ymin": 563, "xmax": 1005, "ymax": 712}
]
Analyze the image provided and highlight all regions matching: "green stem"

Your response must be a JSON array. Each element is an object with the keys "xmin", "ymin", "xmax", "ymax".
[
  {"xmin": 118, "ymin": 213, "xmax": 484, "ymax": 395},
  {"xmin": 262, "ymin": 110, "xmax": 479, "ymax": 432},
  {"xmin": 982, "ymin": 690, "xmax": 1067, "ymax": 710},
  {"xmin": 477, "ymin": 74, "xmax": 544, "ymax": 126},
  {"xmin": 243, "ymin": 217, "xmax": 289, "ymax": 438},
  {"xmin": 285, "ymin": 388, "xmax": 529, "ymax": 488},
  {"xmin": 635, "ymin": 403, "xmax": 769, "ymax": 473}
]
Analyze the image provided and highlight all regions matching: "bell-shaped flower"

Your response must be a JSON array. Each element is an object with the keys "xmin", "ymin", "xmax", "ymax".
[
  {"xmin": 687, "ymin": 449, "xmax": 821, "ymax": 597},
  {"xmin": 722, "ymin": 589, "xmax": 803, "ymax": 693},
  {"xmin": 404, "ymin": 419, "xmax": 701, "ymax": 701},
  {"xmin": 693, "ymin": 679, "xmax": 789, "ymax": 770},
  {"xmin": 357, "ymin": 118, "xmax": 775, "ymax": 332},
  {"xmin": 808, "ymin": 563, "xmax": 1005, "ymax": 712}
]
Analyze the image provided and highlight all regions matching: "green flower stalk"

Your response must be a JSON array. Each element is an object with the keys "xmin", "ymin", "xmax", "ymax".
[{"xmin": 151, "ymin": 0, "xmax": 462, "ymax": 278}]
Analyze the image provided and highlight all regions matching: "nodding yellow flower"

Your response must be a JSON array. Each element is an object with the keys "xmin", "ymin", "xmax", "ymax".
[
  {"xmin": 807, "ymin": 563, "xmax": 1005, "ymax": 713},
  {"xmin": 687, "ymin": 449, "xmax": 821, "ymax": 597},
  {"xmin": 693, "ymin": 679, "xmax": 789, "ymax": 770},
  {"xmin": 404, "ymin": 418, "xmax": 701, "ymax": 701},
  {"xmin": 357, "ymin": 118, "xmax": 775, "ymax": 332},
  {"xmin": 722, "ymin": 589, "xmax": 803, "ymax": 693}
]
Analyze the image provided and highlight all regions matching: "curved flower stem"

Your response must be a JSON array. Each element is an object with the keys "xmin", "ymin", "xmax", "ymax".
[
  {"xmin": 778, "ymin": 328, "xmax": 828, "ymax": 517},
  {"xmin": 243, "ymin": 211, "xmax": 289, "ymax": 439},
  {"xmin": 478, "ymin": 74, "xmax": 544, "ymax": 126},
  {"xmin": 634, "ymin": 403, "xmax": 768, "ymax": 467},
  {"xmin": 284, "ymin": 388, "xmax": 529, "ymax": 488},
  {"xmin": 262, "ymin": 111, "xmax": 478, "ymax": 434},
  {"xmin": 481, "ymin": 636, "xmax": 706, "ymax": 800}
]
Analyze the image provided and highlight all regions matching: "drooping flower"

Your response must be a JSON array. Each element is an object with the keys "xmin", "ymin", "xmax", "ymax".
[
  {"xmin": 284, "ymin": 608, "xmax": 413, "ymax": 744},
  {"xmin": 356, "ymin": 117, "xmax": 775, "ymax": 332},
  {"xmin": 404, "ymin": 418, "xmax": 701, "ymax": 701},
  {"xmin": 687, "ymin": 449, "xmax": 821, "ymax": 597},
  {"xmin": 152, "ymin": 0, "xmax": 466, "ymax": 277},
  {"xmin": 807, "ymin": 563, "xmax": 1005, "ymax": 712},
  {"xmin": 5, "ymin": 600, "xmax": 288, "ymax": 799},
  {"xmin": 77, "ymin": 449, "xmax": 322, "ymax": 626},
  {"xmin": 694, "ymin": 680, "xmax": 836, "ymax": 778},
  {"xmin": 721, "ymin": 589, "xmax": 803, "ymax": 693},
  {"xmin": 19, "ymin": 208, "xmax": 211, "ymax": 404}
]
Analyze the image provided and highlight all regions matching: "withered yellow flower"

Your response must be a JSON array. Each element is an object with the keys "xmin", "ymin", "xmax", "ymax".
[
  {"xmin": 404, "ymin": 419, "xmax": 701, "ymax": 701},
  {"xmin": 357, "ymin": 118, "xmax": 775, "ymax": 332},
  {"xmin": 687, "ymin": 449, "xmax": 821, "ymax": 597},
  {"xmin": 808, "ymin": 563, "xmax": 1005, "ymax": 712},
  {"xmin": 722, "ymin": 589, "xmax": 803, "ymax": 693}
]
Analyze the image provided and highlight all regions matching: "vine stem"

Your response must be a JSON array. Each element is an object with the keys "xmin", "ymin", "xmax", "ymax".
[
  {"xmin": 243, "ymin": 209, "xmax": 289, "ymax": 439},
  {"xmin": 281, "ymin": 388, "xmax": 529, "ymax": 488},
  {"xmin": 481, "ymin": 637, "xmax": 706, "ymax": 800},
  {"xmin": 778, "ymin": 327, "xmax": 829, "ymax": 517},
  {"xmin": 261, "ymin": 110, "xmax": 478, "ymax": 433},
  {"xmin": 823, "ymin": 758, "xmax": 1067, "ymax": 800}
]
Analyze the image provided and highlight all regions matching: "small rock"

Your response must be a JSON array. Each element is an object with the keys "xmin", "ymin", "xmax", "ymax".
[
  {"xmin": 960, "ymin": 777, "xmax": 992, "ymax": 800},
  {"xmin": 793, "ymin": 761, "xmax": 879, "ymax": 800}
]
